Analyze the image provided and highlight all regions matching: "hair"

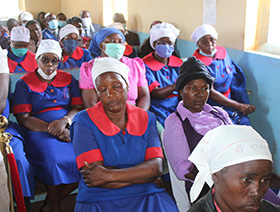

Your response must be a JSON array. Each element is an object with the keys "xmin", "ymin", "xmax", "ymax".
[
  {"xmin": 7, "ymin": 18, "xmax": 17, "ymax": 28},
  {"xmin": 67, "ymin": 16, "xmax": 83, "ymax": 24},
  {"xmin": 37, "ymin": 11, "xmax": 46, "ymax": 19},
  {"xmin": 25, "ymin": 20, "xmax": 41, "ymax": 29},
  {"xmin": 57, "ymin": 13, "xmax": 66, "ymax": 19}
]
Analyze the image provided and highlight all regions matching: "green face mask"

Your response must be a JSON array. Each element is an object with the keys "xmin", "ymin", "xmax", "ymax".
[
  {"xmin": 12, "ymin": 48, "xmax": 28, "ymax": 57},
  {"xmin": 104, "ymin": 43, "xmax": 125, "ymax": 59}
]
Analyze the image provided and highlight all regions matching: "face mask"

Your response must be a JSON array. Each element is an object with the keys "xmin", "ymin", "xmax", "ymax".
[
  {"xmin": 48, "ymin": 20, "xmax": 58, "ymax": 30},
  {"xmin": 104, "ymin": 43, "xmax": 125, "ymax": 59},
  {"xmin": 155, "ymin": 44, "xmax": 174, "ymax": 58},
  {"xmin": 12, "ymin": 48, "xmax": 28, "ymax": 57},
  {"xmin": 58, "ymin": 21, "xmax": 66, "ymax": 28},
  {"xmin": 82, "ymin": 18, "xmax": 92, "ymax": 27},
  {"xmin": 63, "ymin": 39, "xmax": 79, "ymax": 54},
  {"xmin": 37, "ymin": 68, "xmax": 57, "ymax": 80},
  {"xmin": 199, "ymin": 49, "xmax": 217, "ymax": 57}
]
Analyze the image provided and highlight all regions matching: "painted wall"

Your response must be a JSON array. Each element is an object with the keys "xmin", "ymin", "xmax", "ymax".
[
  {"xmin": 24, "ymin": 0, "xmax": 61, "ymax": 17},
  {"xmin": 128, "ymin": 0, "xmax": 246, "ymax": 51}
]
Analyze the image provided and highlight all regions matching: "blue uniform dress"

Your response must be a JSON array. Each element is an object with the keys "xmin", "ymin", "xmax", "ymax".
[
  {"xmin": 42, "ymin": 28, "xmax": 59, "ymax": 41},
  {"xmin": 58, "ymin": 47, "xmax": 92, "ymax": 70},
  {"xmin": 143, "ymin": 52, "xmax": 183, "ymax": 127},
  {"xmin": 12, "ymin": 70, "xmax": 83, "ymax": 185},
  {"xmin": 71, "ymin": 102, "xmax": 179, "ymax": 212},
  {"xmin": 193, "ymin": 46, "xmax": 251, "ymax": 125},
  {"xmin": 7, "ymin": 47, "xmax": 37, "ymax": 73},
  {"xmin": 2, "ymin": 99, "xmax": 35, "ymax": 198}
]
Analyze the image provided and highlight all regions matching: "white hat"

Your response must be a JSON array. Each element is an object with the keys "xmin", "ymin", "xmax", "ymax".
[
  {"xmin": 11, "ymin": 26, "xmax": 30, "ymax": 42},
  {"xmin": 191, "ymin": 24, "xmax": 218, "ymax": 44},
  {"xmin": 59, "ymin": 24, "xmax": 79, "ymax": 40},
  {"xmin": 20, "ymin": 11, "xmax": 33, "ymax": 21},
  {"xmin": 35, "ymin": 39, "xmax": 62, "ymax": 60},
  {"xmin": 188, "ymin": 125, "xmax": 272, "ymax": 203},
  {"xmin": 149, "ymin": 22, "xmax": 180, "ymax": 49},
  {"xmin": 92, "ymin": 57, "xmax": 129, "ymax": 88},
  {"xmin": 108, "ymin": 22, "xmax": 124, "ymax": 32}
]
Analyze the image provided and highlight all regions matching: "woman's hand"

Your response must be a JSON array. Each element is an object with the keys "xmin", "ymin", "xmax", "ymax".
[
  {"xmin": 58, "ymin": 128, "xmax": 70, "ymax": 142},
  {"xmin": 237, "ymin": 103, "xmax": 255, "ymax": 115},
  {"xmin": 47, "ymin": 118, "xmax": 68, "ymax": 137}
]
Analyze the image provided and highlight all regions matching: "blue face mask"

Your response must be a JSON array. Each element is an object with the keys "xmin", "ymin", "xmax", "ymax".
[
  {"xmin": 105, "ymin": 43, "xmax": 125, "ymax": 59},
  {"xmin": 155, "ymin": 44, "xmax": 174, "ymax": 58},
  {"xmin": 12, "ymin": 48, "xmax": 28, "ymax": 57},
  {"xmin": 48, "ymin": 20, "xmax": 58, "ymax": 30},
  {"xmin": 199, "ymin": 49, "xmax": 217, "ymax": 57},
  {"xmin": 63, "ymin": 39, "xmax": 79, "ymax": 53},
  {"xmin": 58, "ymin": 21, "xmax": 66, "ymax": 28}
]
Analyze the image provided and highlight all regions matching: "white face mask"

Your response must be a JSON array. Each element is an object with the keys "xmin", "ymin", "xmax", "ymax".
[
  {"xmin": 37, "ymin": 68, "xmax": 57, "ymax": 80},
  {"xmin": 82, "ymin": 18, "xmax": 92, "ymax": 27}
]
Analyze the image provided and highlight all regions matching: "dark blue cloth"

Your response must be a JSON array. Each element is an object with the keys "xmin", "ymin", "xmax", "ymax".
[
  {"xmin": 42, "ymin": 28, "xmax": 58, "ymax": 41},
  {"xmin": 88, "ymin": 28, "xmax": 125, "ymax": 57}
]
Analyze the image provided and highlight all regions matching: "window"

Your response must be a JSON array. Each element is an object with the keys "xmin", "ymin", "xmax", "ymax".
[
  {"xmin": 103, "ymin": 0, "xmax": 127, "ymax": 27},
  {"xmin": 0, "ymin": 0, "xmax": 20, "ymax": 20}
]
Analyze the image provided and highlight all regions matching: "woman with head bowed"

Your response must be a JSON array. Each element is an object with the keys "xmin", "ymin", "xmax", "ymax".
[
  {"xmin": 143, "ymin": 22, "xmax": 183, "ymax": 127},
  {"xmin": 191, "ymin": 24, "xmax": 255, "ymax": 125},
  {"xmin": 13, "ymin": 39, "xmax": 83, "ymax": 212},
  {"xmin": 72, "ymin": 57, "xmax": 179, "ymax": 212},
  {"xmin": 80, "ymin": 27, "xmax": 150, "ymax": 110},
  {"xmin": 188, "ymin": 125, "xmax": 280, "ymax": 212}
]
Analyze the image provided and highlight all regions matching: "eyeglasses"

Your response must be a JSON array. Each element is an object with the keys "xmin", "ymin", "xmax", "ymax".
[
  {"xmin": 198, "ymin": 37, "xmax": 217, "ymax": 46},
  {"xmin": 40, "ymin": 56, "xmax": 60, "ymax": 65}
]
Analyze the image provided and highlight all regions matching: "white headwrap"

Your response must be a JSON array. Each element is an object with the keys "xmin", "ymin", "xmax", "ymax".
[
  {"xmin": 188, "ymin": 125, "xmax": 272, "ymax": 203},
  {"xmin": 108, "ymin": 22, "xmax": 125, "ymax": 32},
  {"xmin": 92, "ymin": 57, "xmax": 129, "ymax": 88},
  {"xmin": 59, "ymin": 24, "xmax": 79, "ymax": 40},
  {"xmin": 149, "ymin": 23, "xmax": 180, "ymax": 49},
  {"xmin": 11, "ymin": 26, "xmax": 30, "ymax": 43},
  {"xmin": 20, "ymin": 11, "xmax": 33, "ymax": 21},
  {"xmin": 191, "ymin": 24, "xmax": 218, "ymax": 44},
  {"xmin": 35, "ymin": 39, "xmax": 62, "ymax": 60}
]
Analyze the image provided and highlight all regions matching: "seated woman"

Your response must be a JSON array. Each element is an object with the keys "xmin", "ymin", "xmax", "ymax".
[
  {"xmin": 13, "ymin": 40, "xmax": 83, "ymax": 212},
  {"xmin": 26, "ymin": 20, "xmax": 42, "ymax": 53},
  {"xmin": 81, "ymin": 27, "xmax": 150, "ymax": 110},
  {"xmin": 143, "ymin": 22, "xmax": 183, "ymax": 127},
  {"xmin": 191, "ymin": 24, "xmax": 255, "ymax": 125},
  {"xmin": 7, "ymin": 26, "xmax": 37, "ymax": 73},
  {"xmin": 71, "ymin": 57, "xmax": 179, "ymax": 212},
  {"xmin": 58, "ymin": 24, "xmax": 91, "ymax": 69},
  {"xmin": 188, "ymin": 125, "xmax": 280, "ymax": 211}
]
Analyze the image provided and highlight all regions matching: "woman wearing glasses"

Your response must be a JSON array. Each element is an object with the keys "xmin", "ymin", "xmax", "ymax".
[
  {"xmin": 143, "ymin": 22, "xmax": 183, "ymax": 127},
  {"xmin": 13, "ymin": 40, "xmax": 83, "ymax": 212}
]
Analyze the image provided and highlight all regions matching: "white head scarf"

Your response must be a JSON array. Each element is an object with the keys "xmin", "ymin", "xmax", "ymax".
[
  {"xmin": 108, "ymin": 22, "xmax": 125, "ymax": 32},
  {"xmin": 92, "ymin": 57, "xmax": 129, "ymax": 88},
  {"xmin": 59, "ymin": 24, "xmax": 79, "ymax": 40},
  {"xmin": 188, "ymin": 125, "xmax": 272, "ymax": 203},
  {"xmin": 149, "ymin": 22, "xmax": 180, "ymax": 49},
  {"xmin": 35, "ymin": 39, "xmax": 62, "ymax": 60},
  {"xmin": 20, "ymin": 11, "xmax": 33, "ymax": 21},
  {"xmin": 11, "ymin": 26, "xmax": 30, "ymax": 43},
  {"xmin": 191, "ymin": 24, "xmax": 218, "ymax": 44}
]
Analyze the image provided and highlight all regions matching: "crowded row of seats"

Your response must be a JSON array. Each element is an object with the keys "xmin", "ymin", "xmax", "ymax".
[{"xmin": 0, "ymin": 9, "xmax": 279, "ymax": 212}]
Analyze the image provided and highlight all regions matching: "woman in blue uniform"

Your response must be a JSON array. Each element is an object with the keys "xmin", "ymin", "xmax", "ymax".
[
  {"xmin": 143, "ymin": 22, "xmax": 183, "ymax": 127},
  {"xmin": 71, "ymin": 57, "xmax": 179, "ymax": 212},
  {"xmin": 191, "ymin": 24, "xmax": 255, "ymax": 125},
  {"xmin": 58, "ymin": 24, "xmax": 91, "ymax": 69},
  {"xmin": 13, "ymin": 40, "xmax": 83, "ymax": 212}
]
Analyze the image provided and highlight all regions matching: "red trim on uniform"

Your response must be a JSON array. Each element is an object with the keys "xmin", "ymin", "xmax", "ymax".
[
  {"xmin": 71, "ymin": 97, "xmax": 83, "ymax": 105},
  {"xmin": 222, "ymin": 87, "xmax": 231, "ymax": 98},
  {"xmin": 143, "ymin": 52, "xmax": 183, "ymax": 71},
  {"xmin": 145, "ymin": 147, "xmax": 163, "ymax": 161},
  {"xmin": 149, "ymin": 81, "xmax": 160, "ymax": 92},
  {"xmin": 21, "ymin": 70, "xmax": 72, "ymax": 92},
  {"xmin": 62, "ymin": 47, "xmax": 84, "ymax": 63},
  {"xmin": 76, "ymin": 149, "xmax": 104, "ymax": 170},
  {"xmin": 124, "ymin": 44, "xmax": 133, "ymax": 56},
  {"xmin": 13, "ymin": 104, "xmax": 32, "ymax": 114},
  {"xmin": 31, "ymin": 106, "xmax": 65, "ymax": 115},
  {"xmin": 166, "ymin": 93, "xmax": 179, "ymax": 99},
  {"xmin": 212, "ymin": 187, "xmax": 223, "ymax": 212},
  {"xmin": 193, "ymin": 46, "xmax": 227, "ymax": 66},
  {"xmin": 86, "ymin": 102, "xmax": 148, "ymax": 136},
  {"xmin": 8, "ymin": 51, "xmax": 37, "ymax": 73}
]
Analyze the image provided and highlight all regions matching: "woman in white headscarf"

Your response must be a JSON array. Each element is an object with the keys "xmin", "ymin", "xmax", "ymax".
[
  {"xmin": 191, "ymin": 24, "xmax": 255, "ymax": 126},
  {"xmin": 188, "ymin": 125, "xmax": 280, "ymax": 212}
]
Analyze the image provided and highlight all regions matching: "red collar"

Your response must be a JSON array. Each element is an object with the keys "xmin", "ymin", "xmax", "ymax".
[
  {"xmin": 21, "ymin": 70, "xmax": 72, "ymax": 92},
  {"xmin": 212, "ymin": 187, "xmax": 223, "ymax": 212},
  {"xmin": 193, "ymin": 46, "xmax": 227, "ymax": 66},
  {"xmin": 86, "ymin": 102, "xmax": 149, "ymax": 136},
  {"xmin": 124, "ymin": 44, "xmax": 133, "ymax": 56},
  {"xmin": 143, "ymin": 52, "xmax": 183, "ymax": 71},
  {"xmin": 62, "ymin": 47, "xmax": 84, "ymax": 63},
  {"xmin": 8, "ymin": 51, "xmax": 37, "ymax": 73}
]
